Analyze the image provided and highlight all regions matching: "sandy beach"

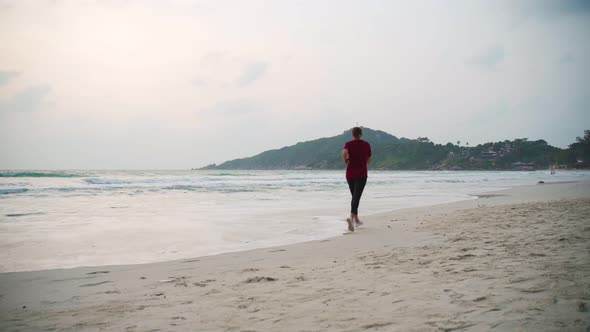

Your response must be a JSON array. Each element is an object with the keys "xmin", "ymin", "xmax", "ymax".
[{"xmin": 1, "ymin": 181, "xmax": 589, "ymax": 331}]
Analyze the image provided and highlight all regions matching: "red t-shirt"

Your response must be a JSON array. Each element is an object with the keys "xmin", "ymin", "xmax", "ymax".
[{"xmin": 344, "ymin": 139, "xmax": 372, "ymax": 179}]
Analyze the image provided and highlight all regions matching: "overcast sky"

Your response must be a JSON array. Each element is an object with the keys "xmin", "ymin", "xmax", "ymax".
[{"xmin": 1, "ymin": 0, "xmax": 589, "ymax": 169}]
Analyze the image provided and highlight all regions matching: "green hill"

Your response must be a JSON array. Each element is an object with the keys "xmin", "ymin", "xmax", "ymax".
[
  {"xmin": 201, "ymin": 128, "xmax": 587, "ymax": 170},
  {"xmin": 205, "ymin": 128, "xmax": 400, "ymax": 170}
]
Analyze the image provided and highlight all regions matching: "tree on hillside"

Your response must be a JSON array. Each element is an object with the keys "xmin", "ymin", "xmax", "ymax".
[
  {"xmin": 203, "ymin": 127, "xmax": 580, "ymax": 170},
  {"xmin": 576, "ymin": 130, "xmax": 590, "ymax": 144},
  {"xmin": 570, "ymin": 130, "xmax": 590, "ymax": 161}
]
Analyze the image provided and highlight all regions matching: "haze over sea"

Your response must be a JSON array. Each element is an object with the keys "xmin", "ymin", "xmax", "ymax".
[{"xmin": 1, "ymin": 169, "xmax": 589, "ymax": 272}]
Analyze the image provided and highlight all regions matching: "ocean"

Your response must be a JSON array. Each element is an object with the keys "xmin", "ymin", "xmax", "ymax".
[{"xmin": 1, "ymin": 169, "xmax": 589, "ymax": 272}]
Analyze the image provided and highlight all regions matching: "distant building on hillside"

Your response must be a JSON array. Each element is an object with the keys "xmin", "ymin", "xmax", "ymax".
[
  {"xmin": 478, "ymin": 152, "xmax": 498, "ymax": 160},
  {"xmin": 574, "ymin": 159, "xmax": 590, "ymax": 169},
  {"xmin": 473, "ymin": 148, "xmax": 501, "ymax": 161},
  {"xmin": 512, "ymin": 162, "xmax": 535, "ymax": 171}
]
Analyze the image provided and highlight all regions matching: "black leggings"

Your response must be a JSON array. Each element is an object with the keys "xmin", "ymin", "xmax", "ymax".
[{"xmin": 347, "ymin": 177, "xmax": 367, "ymax": 215}]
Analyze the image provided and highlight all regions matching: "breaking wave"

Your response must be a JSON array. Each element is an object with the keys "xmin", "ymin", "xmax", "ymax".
[{"xmin": 0, "ymin": 171, "xmax": 81, "ymax": 178}]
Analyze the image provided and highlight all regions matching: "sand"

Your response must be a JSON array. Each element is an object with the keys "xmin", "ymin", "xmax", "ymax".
[{"xmin": 1, "ymin": 181, "xmax": 589, "ymax": 331}]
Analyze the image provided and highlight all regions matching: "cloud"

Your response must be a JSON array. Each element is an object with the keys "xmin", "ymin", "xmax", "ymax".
[
  {"xmin": 0, "ymin": 84, "xmax": 51, "ymax": 112},
  {"xmin": 559, "ymin": 53, "xmax": 575, "ymax": 64},
  {"xmin": 211, "ymin": 99, "xmax": 261, "ymax": 115},
  {"xmin": 235, "ymin": 61, "xmax": 268, "ymax": 87},
  {"xmin": 467, "ymin": 44, "xmax": 504, "ymax": 70},
  {"xmin": 0, "ymin": 70, "xmax": 20, "ymax": 86},
  {"xmin": 527, "ymin": 0, "xmax": 590, "ymax": 18},
  {"xmin": 200, "ymin": 51, "xmax": 228, "ymax": 66},
  {"xmin": 0, "ymin": 1, "xmax": 13, "ymax": 11},
  {"xmin": 191, "ymin": 77, "xmax": 208, "ymax": 87}
]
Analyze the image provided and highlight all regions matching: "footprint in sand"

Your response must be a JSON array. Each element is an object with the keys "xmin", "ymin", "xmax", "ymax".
[
  {"xmin": 86, "ymin": 271, "xmax": 111, "ymax": 275},
  {"xmin": 193, "ymin": 279, "xmax": 216, "ymax": 287},
  {"xmin": 182, "ymin": 259, "xmax": 200, "ymax": 263},
  {"xmin": 449, "ymin": 254, "xmax": 476, "ymax": 260},
  {"xmin": 244, "ymin": 276, "xmax": 277, "ymax": 283},
  {"xmin": 159, "ymin": 276, "xmax": 189, "ymax": 287},
  {"xmin": 79, "ymin": 281, "xmax": 111, "ymax": 287},
  {"xmin": 204, "ymin": 289, "xmax": 221, "ymax": 296},
  {"xmin": 362, "ymin": 322, "xmax": 394, "ymax": 329},
  {"xmin": 86, "ymin": 270, "xmax": 110, "ymax": 275}
]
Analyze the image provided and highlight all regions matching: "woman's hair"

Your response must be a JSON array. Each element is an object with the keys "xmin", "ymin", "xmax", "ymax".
[{"xmin": 352, "ymin": 127, "xmax": 362, "ymax": 138}]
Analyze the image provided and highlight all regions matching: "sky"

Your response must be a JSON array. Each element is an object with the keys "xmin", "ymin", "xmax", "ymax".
[{"xmin": 0, "ymin": 0, "xmax": 589, "ymax": 169}]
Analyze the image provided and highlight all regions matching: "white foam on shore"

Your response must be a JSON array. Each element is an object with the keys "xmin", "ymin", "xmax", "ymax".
[{"xmin": 1, "ymin": 170, "xmax": 589, "ymax": 272}]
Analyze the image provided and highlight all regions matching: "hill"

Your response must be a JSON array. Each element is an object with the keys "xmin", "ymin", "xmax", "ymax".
[
  {"xmin": 204, "ymin": 128, "xmax": 400, "ymax": 170},
  {"xmin": 201, "ymin": 128, "xmax": 588, "ymax": 170}
]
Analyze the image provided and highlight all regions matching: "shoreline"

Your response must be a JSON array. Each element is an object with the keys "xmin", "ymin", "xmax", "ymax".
[
  {"xmin": 0, "ymin": 180, "xmax": 586, "ymax": 275},
  {"xmin": 7, "ymin": 170, "xmax": 587, "ymax": 273},
  {"xmin": 0, "ymin": 179, "xmax": 579, "ymax": 275},
  {"xmin": 1, "ymin": 181, "xmax": 589, "ymax": 331}
]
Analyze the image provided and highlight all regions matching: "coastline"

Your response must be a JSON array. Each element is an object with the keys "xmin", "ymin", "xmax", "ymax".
[{"xmin": 1, "ymin": 181, "xmax": 589, "ymax": 331}]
